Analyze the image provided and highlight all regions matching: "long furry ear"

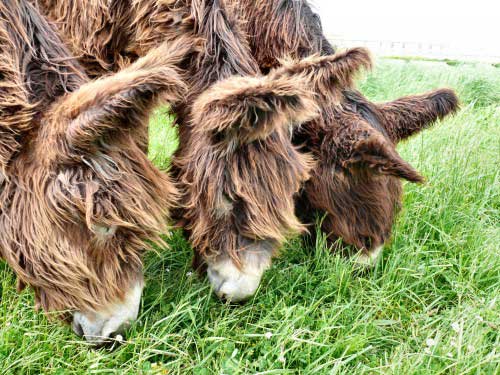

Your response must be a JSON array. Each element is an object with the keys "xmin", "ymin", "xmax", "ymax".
[
  {"xmin": 0, "ymin": 0, "xmax": 81, "ymax": 172},
  {"xmin": 63, "ymin": 38, "xmax": 193, "ymax": 151},
  {"xmin": 274, "ymin": 48, "xmax": 373, "ymax": 101},
  {"xmin": 378, "ymin": 89, "xmax": 459, "ymax": 142},
  {"xmin": 191, "ymin": 74, "xmax": 319, "ymax": 143},
  {"xmin": 342, "ymin": 122, "xmax": 424, "ymax": 183}
]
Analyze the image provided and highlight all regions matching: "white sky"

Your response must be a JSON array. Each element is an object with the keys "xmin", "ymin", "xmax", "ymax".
[{"xmin": 310, "ymin": 0, "xmax": 499, "ymax": 55}]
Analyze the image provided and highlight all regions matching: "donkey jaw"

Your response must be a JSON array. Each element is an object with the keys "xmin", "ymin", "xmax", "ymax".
[
  {"xmin": 71, "ymin": 280, "xmax": 143, "ymax": 344},
  {"xmin": 207, "ymin": 250, "xmax": 272, "ymax": 302}
]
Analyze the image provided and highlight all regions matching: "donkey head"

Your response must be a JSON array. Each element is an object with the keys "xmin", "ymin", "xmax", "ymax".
[
  {"xmin": 293, "ymin": 49, "xmax": 459, "ymax": 261},
  {"xmin": 0, "ymin": 2, "xmax": 191, "ymax": 344},
  {"xmin": 177, "ymin": 62, "xmax": 322, "ymax": 302}
]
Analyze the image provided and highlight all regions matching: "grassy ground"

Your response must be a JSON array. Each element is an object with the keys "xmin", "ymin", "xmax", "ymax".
[{"xmin": 1, "ymin": 59, "xmax": 499, "ymax": 374}]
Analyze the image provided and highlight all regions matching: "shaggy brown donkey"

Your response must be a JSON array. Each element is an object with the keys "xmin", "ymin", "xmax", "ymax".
[
  {"xmin": 0, "ymin": 0, "xmax": 194, "ymax": 343},
  {"xmin": 33, "ymin": 0, "xmax": 459, "ymax": 300},
  {"xmin": 164, "ymin": 1, "xmax": 340, "ymax": 301},
  {"xmin": 230, "ymin": 0, "xmax": 460, "ymax": 262}
]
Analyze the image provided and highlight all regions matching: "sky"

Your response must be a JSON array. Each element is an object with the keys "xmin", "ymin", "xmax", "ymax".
[{"xmin": 309, "ymin": 0, "xmax": 499, "ymax": 57}]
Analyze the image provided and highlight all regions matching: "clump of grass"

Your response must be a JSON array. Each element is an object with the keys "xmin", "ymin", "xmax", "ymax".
[
  {"xmin": 461, "ymin": 78, "xmax": 500, "ymax": 108},
  {"xmin": 1, "ymin": 59, "xmax": 499, "ymax": 374},
  {"xmin": 148, "ymin": 108, "xmax": 178, "ymax": 170}
]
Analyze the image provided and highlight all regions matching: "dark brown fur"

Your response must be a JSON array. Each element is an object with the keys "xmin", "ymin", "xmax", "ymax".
[
  {"xmin": 227, "ymin": 0, "xmax": 334, "ymax": 69},
  {"xmin": 178, "ymin": 70, "xmax": 323, "ymax": 265},
  {"xmin": 34, "ymin": 0, "xmax": 326, "ymax": 266},
  {"xmin": 0, "ymin": 0, "xmax": 192, "ymax": 314},
  {"xmin": 233, "ymin": 0, "xmax": 459, "ymax": 253}
]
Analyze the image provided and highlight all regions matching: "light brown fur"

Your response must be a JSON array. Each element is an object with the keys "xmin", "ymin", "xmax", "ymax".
[{"xmin": 0, "ymin": 0, "xmax": 193, "ymax": 314}]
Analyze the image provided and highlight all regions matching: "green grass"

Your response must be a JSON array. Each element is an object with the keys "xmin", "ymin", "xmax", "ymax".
[{"xmin": 1, "ymin": 59, "xmax": 499, "ymax": 374}]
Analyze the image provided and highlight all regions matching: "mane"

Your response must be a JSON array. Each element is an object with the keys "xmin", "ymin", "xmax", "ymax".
[
  {"xmin": 229, "ymin": 0, "xmax": 332, "ymax": 69},
  {"xmin": 170, "ymin": 0, "xmax": 261, "ymax": 133},
  {"xmin": 190, "ymin": 0, "xmax": 259, "ymax": 82}
]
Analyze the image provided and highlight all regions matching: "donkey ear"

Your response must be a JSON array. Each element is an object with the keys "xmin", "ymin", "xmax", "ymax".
[
  {"xmin": 343, "ymin": 128, "xmax": 424, "ymax": 183},
  {"xmin": 192, "ymin": 74, "xmax": 319, "ymax": 143},
  {"xmin": 275, "ymin": 48, "xmax": 373, "ymax": 101},
  {"xmin": 64, "ymin": 39, "xmax": 193, "ymax": 151},
  {"xmin": 378, "ymin": 89, "xmax": 459, "ymax": 142}
]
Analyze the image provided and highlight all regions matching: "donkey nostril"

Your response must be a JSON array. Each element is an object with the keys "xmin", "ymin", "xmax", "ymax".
[
  {"xmin": 362, "ymin": 236, "xmax": 373, "ymax": 250},
  {"xmin": 109, "ymin": 325, "xmax": 126, "ymax": 338},
  {"xmin": 101, "ymin": 319, "xmax": 133, "ymax": 342},
  {"xmin": 100, "ymin": 326, "xmax": 128, "ymax": 346},
  {"xmin": 71, "ymin": 319, "xmax": 84, "ymax": 337}
]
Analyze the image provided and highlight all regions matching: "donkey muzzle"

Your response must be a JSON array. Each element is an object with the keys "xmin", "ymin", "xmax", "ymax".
[{"xmin": 71, "ymin": 280, "xmax": 143, "ymax": 345}]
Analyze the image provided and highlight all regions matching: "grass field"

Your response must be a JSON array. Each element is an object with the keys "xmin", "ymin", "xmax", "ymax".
[{"xmin": 1, "ymin": 59, "xmax": 499, "ymax": 374}]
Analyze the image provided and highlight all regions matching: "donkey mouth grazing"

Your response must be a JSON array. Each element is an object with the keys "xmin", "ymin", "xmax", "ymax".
[{"xmin": 71, "ymin": 280, "xmax": 143, "ymax": 344}]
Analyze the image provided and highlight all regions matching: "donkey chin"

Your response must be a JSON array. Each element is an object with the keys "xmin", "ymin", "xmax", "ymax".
[{"xmin": 72, "ymin": 279, "xmax": 144, "ymax": 344}]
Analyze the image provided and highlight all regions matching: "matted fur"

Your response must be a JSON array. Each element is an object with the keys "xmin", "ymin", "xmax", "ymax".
[
  {"xmin": 171, "ymin": 0, "xmax": 320, "ymax": 265},
  {"xmin": 227, "ymin": 0, "xmax": 332, "ymax": 69},
  {"xmin": 33, "ymin": 0, "xmax": 460, "ymax": 259},
  {"xmin": 229, "ymin": 0, "xmax": 460, "ymax": 254},
  {"xmin": 191, "ymin": 75, "xmax": 318, "ymax": 142},
  {"xmin": 294, "ymin": 88, "xmax": 458, "ymax": 252},
  {"xmin": 274, "ymin": 48, "xmax": 373, "ymax": 104},
  {"xmin": 177, "ymin": 71, "xmax": 319, "ymax": 264},
  {"xmin": 377, "ymin": 89, "xmax": 460, "ymax": 142},
  {"xmin": 34, "ymin": 0, "xmax": 324, "ymax": 266},
  {"xmin": 0, "ymin": 0, "xmax": 192, "ymax": 314}
]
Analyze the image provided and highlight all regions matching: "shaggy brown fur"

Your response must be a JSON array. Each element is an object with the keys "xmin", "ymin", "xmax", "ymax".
[
  {"xmin": 177, "ymin": 77, "xmax": 317, "ymax": 265},
  {"xmin": 232, "ymin": 0, "xmax": 460, "ymax": 254},
  {"xmin": 33, "ymin": 0, "xmax": 460, "ymax": 260},
  {"xmin": 33, "ymin": 0, "xmax": 324, "ymax": 267},
  {"xmin": 294, "ymin": 87, "xmax": 459, "ymax": 253},
  {"xmin": 171, "ymin": 0, "xmax": 322, "ymax": 265},
  {"xmin": 227, "ymin": 0, "xmax": 335, "ymax": 69},
  {"xmin": 0, "ymin": 0, "xmax": 193, "ymax": 314}
]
